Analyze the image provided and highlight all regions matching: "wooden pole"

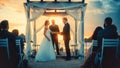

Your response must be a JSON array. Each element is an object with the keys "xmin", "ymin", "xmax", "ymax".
[
  {"xmin": 68, "ymin": 0, "xmax": 71, "ymax": 2},
  {"xmin": 27, "ymin": 0, "xmax": 29, "ymax": 2},
  {"xmin": 41, "ymin": 0, "xmax": 43, "ymax": 2},
  {"xmin": 75, "ymin": 19, "xmax": 78, "ymax": 56},
  {"xmin": 55, "ymin": 0, "xmax": 57, "ymax": 2},
  {"xmin": 82, "ymin": 0, "xmax": 85, "ymax": 3},
  {"xmin": 26, "ymin": 5, "xmax": 31, "ymax": 60},
  {"xmin": 80, "ymin": 6, "xmax": 85, "ymax": 62},
  {"xmin": 33, "ymin": 10, "xmax": 37, "ymax": 47}
]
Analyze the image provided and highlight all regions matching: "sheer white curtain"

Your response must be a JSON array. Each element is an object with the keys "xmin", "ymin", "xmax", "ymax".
[
  {"xmin": 66, "ymin": 7, "xmax": 86, "ymax": 61},
  {"xmin": 66, "ymin": 8, "xmax": 81, "ymax": 20},
  {"xmin": 30, "ymin": 8, "xmax": 44, "ymax": 21},
  {"xmin": 25, "ymin": 7, "xmax": 44, "ymax": 60},
  {"xmin": 66, "ymin": 8, "xmax": 81, "ymax": 45}
]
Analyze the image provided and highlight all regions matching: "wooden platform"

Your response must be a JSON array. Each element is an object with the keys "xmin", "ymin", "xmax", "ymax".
[{"xmin": 28, "ymin": 57, "xmax": 82, "ymax": 68}]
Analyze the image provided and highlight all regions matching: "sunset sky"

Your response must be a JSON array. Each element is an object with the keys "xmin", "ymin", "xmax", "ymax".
[{"xmin": 0, "ymin": 0, "xmax": 120, "ymax": 44}]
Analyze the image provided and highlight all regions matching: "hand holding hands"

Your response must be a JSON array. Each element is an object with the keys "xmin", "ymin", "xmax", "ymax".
[{"xmin": 51, "ymin": 32, "xmax": 60, "ymax": 34}]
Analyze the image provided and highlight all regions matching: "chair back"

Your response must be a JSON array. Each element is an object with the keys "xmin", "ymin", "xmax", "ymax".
[
  {"xmin": 0, "ymin": 38, "xmax": 9, "ymax": 59},
  {"xmin": 90, "ymin": 40, "xmax": 98, "ymax": 54},
  {"xmin": 16, "ymin": 39, "xmax": 22, "ymax": 54},
  {"xmin": 92, "ymin": 40, "xmax": 98, "ymax": 46},
  {"xmin": 101, "ymin": 38, "xmax": 119, "ymax": 59},
  {"xmin": 118, "ymin": 40, "xmax": 120, "ymax": 57},
  {"xmin": 16, "ymin": 39, "xmax": 23, "ymax": 68},
  {"xmin": 100, "ymin": 38, "xmax": 119, "ymax": 68}
]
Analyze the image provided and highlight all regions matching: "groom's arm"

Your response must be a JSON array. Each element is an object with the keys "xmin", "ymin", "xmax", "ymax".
[
  {"xmin": 63, "ymin": 24, "xmax": 70, "ymax": 34},
  {"xmin": 60, "ymin": 24, "xmax": 70, "ymax": 35}
]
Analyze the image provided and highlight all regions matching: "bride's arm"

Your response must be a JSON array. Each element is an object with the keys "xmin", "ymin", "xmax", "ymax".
[{"xmin": 44, "ymin": 27, "xmax": 50, "ymax": 41}]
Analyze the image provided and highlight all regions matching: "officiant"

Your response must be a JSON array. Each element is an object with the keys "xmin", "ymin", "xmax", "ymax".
[{"xmin": 49, "ymin": 20, "xmax": 60, "ymax": 55}]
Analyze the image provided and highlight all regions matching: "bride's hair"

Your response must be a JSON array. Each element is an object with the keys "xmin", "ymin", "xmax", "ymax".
[{"xmin": 44, "ymin": 20, "xmax": 49, "ymax": 26}]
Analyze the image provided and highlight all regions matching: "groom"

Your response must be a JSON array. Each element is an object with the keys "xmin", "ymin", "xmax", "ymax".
[
  {"xmin": 49, "ymin": 19, "xmax": 60, "ymax": 55},
  {"xmin": 60, "ymin": 17, "xmax": 71, "ymax": 60}
]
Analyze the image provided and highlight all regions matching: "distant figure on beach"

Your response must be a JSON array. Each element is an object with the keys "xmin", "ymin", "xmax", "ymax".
[
  {"xmin": 49, "ymin": 19, "xmax": 60, "ymax": 55},
  {"xmin": 35, "ymin": 20, "xmax": 56, "ymax": 61}
]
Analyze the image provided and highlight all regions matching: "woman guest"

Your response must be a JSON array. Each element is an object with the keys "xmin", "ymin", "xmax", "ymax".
[{"xmin": 81, "ymin": 26, "xmax": 103, "ymax": 68}]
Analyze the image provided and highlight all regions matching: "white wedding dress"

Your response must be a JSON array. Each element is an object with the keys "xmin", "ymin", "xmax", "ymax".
[{"xmin": 35, "ymin": 29, "xmax": 56, "ymax": 61}]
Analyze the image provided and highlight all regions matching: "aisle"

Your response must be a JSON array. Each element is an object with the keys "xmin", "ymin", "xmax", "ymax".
[{"xmin": 28, "ymin": 58, "xmax": 82, "ymax": 68}]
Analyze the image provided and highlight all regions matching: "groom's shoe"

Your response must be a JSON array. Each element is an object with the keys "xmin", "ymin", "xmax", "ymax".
[{"xmin": 57, "ymin": 53, "xmax": 60, "ymax": 55}]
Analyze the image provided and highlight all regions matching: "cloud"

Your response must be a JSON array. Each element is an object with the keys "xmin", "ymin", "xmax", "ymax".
[
  {"xmin": 86, "ymin": 0, "xmax": 120, "ymax": 14},
  {"xmin": 0, "ymin": 0, "xmax": 26, "ymax": 13},
  {"xmin": 91, "ymin": 1, "xmax": 103, "ymax": 9}
]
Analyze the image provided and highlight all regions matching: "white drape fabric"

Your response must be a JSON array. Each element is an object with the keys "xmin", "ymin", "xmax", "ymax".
[
  {"xmin": 66, "ymin": 8, "xmax": 81, "ymax": 20},
  {"xmin": 79, "ymin": 6, "xmax": 86, "ymax": 62},
  {"xmin": 66, "ymin": 8, "xmax": 82, "ymax": 46},
  {"xmin": 28, "ymin": 2, "xmax": 84, "ymax": 9},
  {"xmin": 25, "ymin": 5, "xmax": 31, "ymax": 60},
  {"xmin": 31, "ymin": 9, "xmax": 44, "ymax": 21}
]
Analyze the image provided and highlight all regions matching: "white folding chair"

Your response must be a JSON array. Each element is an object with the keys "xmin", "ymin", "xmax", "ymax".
[
  {"xmin": 117, "ymin": 39, "xmax": 120, "ymax": 59},
  {"xmin": 0, "ymin": 38, "xmax": 9, "ymax": 59},
  {"xmin": 16, "ymin": 39, "xmax": 23, "ymax": 68},
  {"xmin": 99, "ymin": 38, "xmax": 119, "ymax": 68},
  {"xmin": 90, "ymin": 40, "xmax": 98, "ymax": 54}
]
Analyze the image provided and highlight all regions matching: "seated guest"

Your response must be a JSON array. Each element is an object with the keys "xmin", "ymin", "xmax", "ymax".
[
  {"xmin": 12, "ymin": 29, "xmax": 24, "ymax": 68},
  {"xmin": 98, "ymin": 17, "xmax": 118, "ymax": 46},
  {"xmin": 12, "ymin": 29, "xmax": 24, "ymax": 54},
  {"xmin": 19, "ymin": 33, "xmax": 26, "ymax": 42},
  {"xmin": 0, "ymin": 20, "xmax": 17, "ymax": 68},
  {"xmin": 97, "ymin": 17, "xmax": 119, "ymax": 68},
  {"xmin": 0, "ymin": 23, "xmax": 8, "ymax": 68},
  {"xmin": 87, "ymin": 26, "xmax": 103, "ymax": 53},
  {"xmin": 81, "ymin": 26, "xmax": 103, "ymax": 68}
]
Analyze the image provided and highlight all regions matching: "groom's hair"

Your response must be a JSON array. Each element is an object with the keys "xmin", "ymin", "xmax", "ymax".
[{"xmin": 63, "ymin": 17, "xmax": 68, "ymax": 21}]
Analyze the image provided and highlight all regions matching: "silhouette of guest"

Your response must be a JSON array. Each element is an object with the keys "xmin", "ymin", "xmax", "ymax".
[
  {"xmin": 12, "ymin": 29, "xmax": 25, "ymax": 68},
  {"xmin": 81, "ymin": 26, "xmax": 103, "ymax": 68},
  {"xmin": 88, "ymin": 26, "xmax": 103, "ymax": 52},
  {"xmin": 12, "ymin": 29, "xmax": 24, "ymax": 54},
  {"xmin": 97, "ymin": 17, "xmax": 119, "ymax": 68},
  {"xmin": 98, "ymin": 17, "xmax": 118, "ymax": 44},
  {"xmin": 0, "ymin": 20, "xmax": 17, "ymax": 68}
]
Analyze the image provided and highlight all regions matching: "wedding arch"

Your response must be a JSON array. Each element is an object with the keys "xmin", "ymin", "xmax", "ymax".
[{"xmin": 24, "ymin": 0, "xmax": 87, "ymax": 62}]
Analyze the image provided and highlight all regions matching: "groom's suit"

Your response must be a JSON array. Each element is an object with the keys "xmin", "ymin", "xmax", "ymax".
[{"xmin": 62, "ymin": 23, "xmax": 71, "ymax": 60}]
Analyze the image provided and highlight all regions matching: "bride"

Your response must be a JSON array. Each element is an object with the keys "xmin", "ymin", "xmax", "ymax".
[{"xmin": 35, "ymin": 20, "xmax": 56, "ymax": 61}]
